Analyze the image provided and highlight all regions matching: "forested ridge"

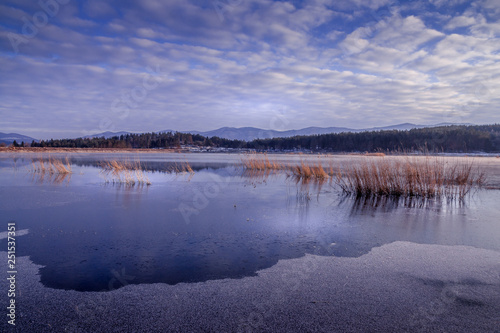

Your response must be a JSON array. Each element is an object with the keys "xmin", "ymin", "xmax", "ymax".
[
  {"xmin": 29, "ymin": 124, "xmax": 500, "ymax": 153},
  {"xmin": 30, "ymin": 132, "xmax": 245, "ymax": 149},
  {"xmin": 247, "ymin": 124, "xmax": 500, "ymax": 152}
]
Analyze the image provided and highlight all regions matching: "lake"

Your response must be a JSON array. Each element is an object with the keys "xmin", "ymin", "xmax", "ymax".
[
  {"xmin": 1, "ymin": 152, "xmax": 499, "ymax": 332},
  {"xmin": 2, "ymin": 152, "xmax": 500, "ymax": 290}
]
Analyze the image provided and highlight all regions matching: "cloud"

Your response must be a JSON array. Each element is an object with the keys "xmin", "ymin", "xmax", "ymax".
[
  {"xmin": 445, "ymin": 14, "xmax": 478, "ymax": 30},
  {"xmin": 0, "ymin": 0, "xmax": 499, "ymax": 138},
  {"xmin": 371, "ymin": 15, "xmax": 445, "ymax": 52}
]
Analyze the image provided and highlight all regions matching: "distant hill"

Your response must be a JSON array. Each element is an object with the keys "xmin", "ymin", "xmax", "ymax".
[
  {"xmin": 176, "ymin": 126, "xmax": 351, "ymax": 141},
  {"xmin": 82, "ymin": 131, "xmax": 134, "ymax": 139},
  {"xmin": 245, "ymin": 124, "xmax": 500, "ymax": 153},
  {"xmin": 33, "ymin": 124, "xmax": 500, "ymax": 152},
  {"xmin": 160, "ymin": 123, "xmax": 463, "ymax": 141},
  {"xmin": 7, "ymin": 123, "xmax": 471, "ymax": 144},
  {"xmin": 0, "ymin": 132, "xmax": 38, "ymax": 145},
  {"xmin": 83, "ymin": 123, "xmax": 467, "ymax": 142}
]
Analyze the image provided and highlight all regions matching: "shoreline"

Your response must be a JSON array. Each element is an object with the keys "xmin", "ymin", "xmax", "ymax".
[
  {"xmin": 0, "ymin": 147, "xmax": 180, "ymax": 153},
  {"xmin": 1, "ymin": 147, "xmax": 499, "ymax": 157}
]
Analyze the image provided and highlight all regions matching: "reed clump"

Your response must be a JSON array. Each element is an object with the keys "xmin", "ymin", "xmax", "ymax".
[
  {"xmin": 100, "ymin": 160, "xmax": 151, "ymax": 186},
  {"xmin": 292, "ymin": 161, "xmax": 330, "ymax": 181},
  {"xmin": 169, "ymin": 162, "xmax": 194, "ymax": 174},
  {"xmin": 241, "ymin": 153, "xmax": 283, "ymax": 171},
  {"xmin": 242, "ymin": 153, "xmax": 332, "ymax": 182},
  {"xmin": 241, "ymin": 153, "xmax": 485, "ymax": 200},
  {"xmin": 30, "ymin": 157, "xmax": 72, "ymax": 175},
  {"xmin": 335, "ymin": 157, "xmax": 485, "ymax": 199},
  {"xmin": 242, "ymin": 153, "xmax": 329, "ymax": 177}
]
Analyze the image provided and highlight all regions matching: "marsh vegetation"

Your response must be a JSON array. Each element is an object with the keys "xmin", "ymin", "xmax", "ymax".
[
  {"xmin": 335, "ymin": 157, "xmax": 485, "ymax": 199},
  {"xmin": 30, "ymin": 156, "xmax": 72, "ymax": 175},
  {"xmin": 241, "ymin": 153, "xmax": 486, "ymax": 200},
  {"xmin": 99, "ymin": 160, "xmax": 152, "ymax": 186},
  {"xmin": 27, "ymin": 156, "xmax": 73, "ymax": 184},
  {"xmin": 16, "ymin": 153, "xmax": 489, "ymax": 198}
]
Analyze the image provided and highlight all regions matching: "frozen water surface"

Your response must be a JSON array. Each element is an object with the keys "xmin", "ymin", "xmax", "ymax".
[{"xmin": 1, "ymin": 153, "xmax": 499, "ymax": 292}]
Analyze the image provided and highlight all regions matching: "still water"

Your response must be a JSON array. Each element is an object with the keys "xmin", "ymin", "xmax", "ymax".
[{"xmin": 1, "ymin": 153, "xmax": 499, "ymax": 291}]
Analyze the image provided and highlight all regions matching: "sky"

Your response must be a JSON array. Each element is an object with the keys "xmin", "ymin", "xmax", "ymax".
[{"xmin": 0, "ymin": 0, "xmax": 499, "ymax": 139}]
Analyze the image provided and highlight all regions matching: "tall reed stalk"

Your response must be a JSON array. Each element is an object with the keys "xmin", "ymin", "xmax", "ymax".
[
  {"xmin": 30, "ymin": 157, "xmax": 72, "ymax": 175},
  {"xmin": 242, "ymin": 153, "xmax": 330, "ymax": 181},
  {"xmin": 335, "ymin": 157, "xmax": 485, "ymax": 199},
  {"xmin": 100, "ymin": 160, "xmax": 151, "ymax": 186},
  {"xmin": 241, "ymin": 153, "xmax": 283, "ymax": 171}
]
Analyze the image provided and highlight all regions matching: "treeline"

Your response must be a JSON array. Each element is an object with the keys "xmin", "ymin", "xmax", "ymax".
[
  {"xmin": 31, "ymin": 132, "xmax": 244, "ymax": 149},
  {"xmin": 30, "ymin": 125, "xmax": 500, "ymax": 153},
  {"xmin": 247, "ymin": 125, "xmax": 500, "ymax": 153}
]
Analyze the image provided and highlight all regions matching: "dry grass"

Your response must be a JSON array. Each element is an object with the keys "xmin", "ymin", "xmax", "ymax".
[
  {"xmin": 30, "ymin": 157, "xmax": 72, "ymax": 175},
  {"xmin": 100, "ymin": 160, "xmax": 195, "ymax": 185},
  {"xmin": 30, "ymin": 171, "xmax": 71, "ymax": 185},
  {"xmin": 335, "ymin": 157, "xmax": 485, "ymax": 199},
  {"xmin": 27, "ymin": 156, "xmax": 72, "ymax": 184},
  {"xmin": 242, "ymin": 153, "xmax": 333, "ymax": 192},
  {"xmin": 242, "ymin": 153, "xmax": 332, "ymax": 181},
  {"xmin": 242, "ymin": 153, "xmax": 486, "ymax": 200},
  {"xmin": 169, "ymin": 162, "xmax": 194, "ymax": 174},
  {"xmin": 291, "ymin": 161, "xmax": 330, "ymax": 181},
  {"xmin": 364, "ymin": 152, "xmax": 386, "ymax": 157},
  {"xmin": 241, "ymin": 153, "xmax": 283, "ymax": 171},
  {"xmin": 100, "ymin": 160, "xmax": 151, "ymax": 186},
  {"xmin": 165, "ymin": 162, "xmax": 195, "ymax": 181}
]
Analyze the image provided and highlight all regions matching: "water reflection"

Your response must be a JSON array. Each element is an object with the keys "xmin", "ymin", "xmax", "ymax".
[
  {"xmin": 70, "ymin": 158, "xmax": 229, "ymax": 173},
  {"xmin": 344, "ymin": 195, "xmax": 469, "ymax": 215},
  {"xmin": 29, "ymin": 169, "xmax": 72, "ymax": 185}
]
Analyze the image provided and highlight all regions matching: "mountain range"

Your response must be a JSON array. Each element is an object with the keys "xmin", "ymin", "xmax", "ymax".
[
  {"xmin": 85, "ymin": 123, "xmax": 461, "ymax": 142},
  {"xmin": 0, "ymin": 132, "xmax": 39, "ymax": 145},
  {"xmin": 2, "ymin": 123, "xmax": 467, "ymax": 145}
]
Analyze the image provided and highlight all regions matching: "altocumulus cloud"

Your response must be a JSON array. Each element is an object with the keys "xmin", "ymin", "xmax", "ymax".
[{"xmin": 0, "ymin": 0, "xmax": 499, "ymax": 139}]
